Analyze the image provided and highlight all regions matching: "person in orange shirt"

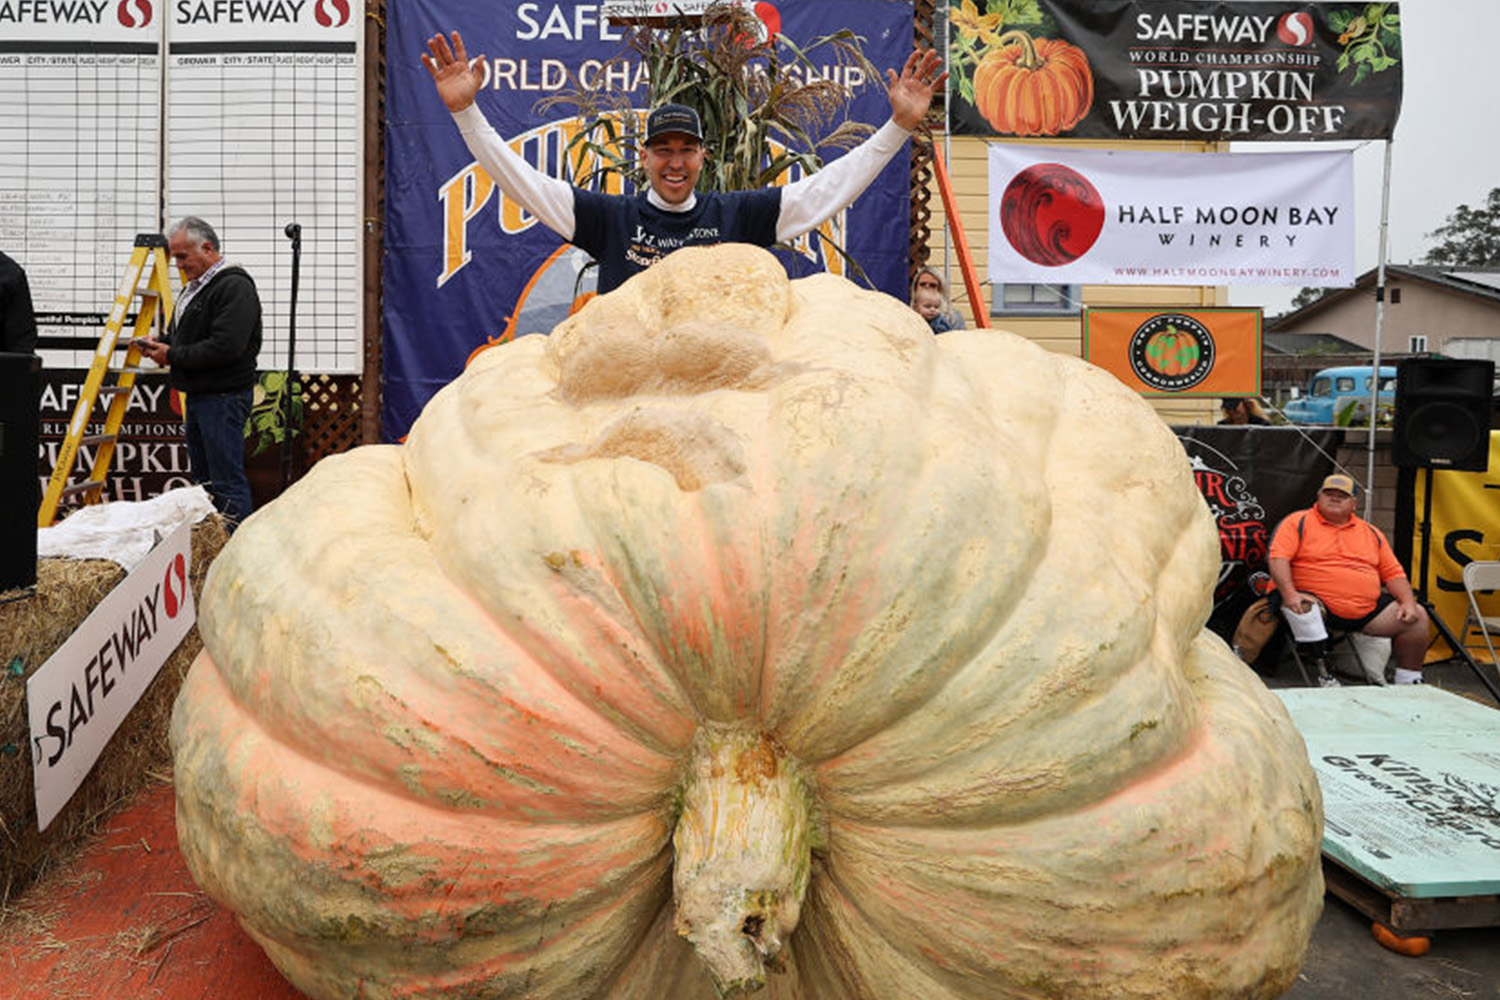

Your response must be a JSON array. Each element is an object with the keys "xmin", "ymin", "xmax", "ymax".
[{"xmin": 1267, "ymin": 473, "xmax": 1429, "ymax": 685}]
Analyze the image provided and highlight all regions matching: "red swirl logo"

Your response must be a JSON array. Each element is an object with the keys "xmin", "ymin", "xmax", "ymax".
[
  {"xmin": 117, "ymin": 0, "xmax": 152, "ymax": 28},
  {"xmin": 999, "ymin": 163, "xmax": 1105, "ymax": 267},
  {"xmin": 315, "ymin": 0, "xmax": 351, "ymax": 28}
]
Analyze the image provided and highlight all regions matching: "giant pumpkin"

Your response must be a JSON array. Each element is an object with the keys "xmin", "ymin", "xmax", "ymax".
[{"xmin": 171, "ymin": 244, "xmax": 1323, "ymax": 999}]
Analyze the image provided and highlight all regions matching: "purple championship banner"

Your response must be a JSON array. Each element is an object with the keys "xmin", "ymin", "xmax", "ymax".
[{"xmin": 384, "ymin": 0, "xmax": 915, "ymax": 441}]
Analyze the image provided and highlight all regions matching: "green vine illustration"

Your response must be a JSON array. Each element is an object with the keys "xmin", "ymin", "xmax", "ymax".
[
  {"xmin": 948, "ymin": 0, "xmax": 1045, "ymax": 106},
  {"xmin": 245, "ymin": 370, "xmax": 303, "ymax": 458},
  {"xmin": 1328, "ymin": 3, "xmax": 1400, "ymax": 85}
]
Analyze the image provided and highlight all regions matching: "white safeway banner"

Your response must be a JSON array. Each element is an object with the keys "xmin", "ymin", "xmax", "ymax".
[
  {"xmin": 28, "ymin": 520, "xmax": 196, "ymax": 831},
  {"xmin": 987, "ymin": 144, "xmax": 1354, "ymax": 287}
]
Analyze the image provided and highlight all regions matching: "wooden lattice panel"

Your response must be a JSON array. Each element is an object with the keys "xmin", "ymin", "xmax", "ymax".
[
  {"xmin": 909, "ymin": 0, "xmax": 936, "ymax": 278},
  {"xmin": 298, "ymin": 374, "xmax": 363, "ymax": 466}
]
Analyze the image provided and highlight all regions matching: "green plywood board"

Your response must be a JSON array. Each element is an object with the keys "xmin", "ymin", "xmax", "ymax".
[{"xmin": 1276, "ymin": 686, "xmax": 1500, "ymax": 899}]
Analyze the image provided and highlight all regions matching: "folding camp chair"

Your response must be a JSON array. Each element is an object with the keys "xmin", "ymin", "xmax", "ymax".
[
  {"xmin": 1284, "ymin": 628, "xmax": 1356, "ymax": 687},
  {"xmin": 1277, "ymin": 594, "xmax": 1389, "ymax": 687},
  {"xmin": 1461, "ymin": 560, "xmax": 1500, "ymax": 669}
]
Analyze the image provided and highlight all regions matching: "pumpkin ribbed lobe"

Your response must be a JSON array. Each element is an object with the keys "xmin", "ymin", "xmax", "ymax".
[{"xmin": 671, "ymin": 725, "xmax": 820, "ymax": 995}]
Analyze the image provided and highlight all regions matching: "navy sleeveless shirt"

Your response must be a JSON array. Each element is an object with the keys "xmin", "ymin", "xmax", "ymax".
[{"xmin": 571, "ymin": 187, "xmax": 782, "ymax": 293}]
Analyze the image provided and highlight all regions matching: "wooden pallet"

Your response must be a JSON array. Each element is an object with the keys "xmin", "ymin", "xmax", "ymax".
[
  {"xmin": 1277, "ymin": 686, "xmax": 1500, "ymax": 933},
  {"xmin": 1323, "ymin": 855, "xmax": 1500, "ymax": 933}
]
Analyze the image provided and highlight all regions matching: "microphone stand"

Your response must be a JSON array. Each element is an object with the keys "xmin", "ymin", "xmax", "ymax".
[{"xmin": 282, "ymin": 222, "xmax": 302, "ymax": 491}]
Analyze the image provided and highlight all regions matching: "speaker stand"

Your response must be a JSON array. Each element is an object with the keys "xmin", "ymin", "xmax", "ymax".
[
  {"xmin": 1416, "ymin": 467, "xmax": 1500, "ymax": 705},
  {"xmin": 1419, "ymin": 599, "xmax": 1500, "ymax": 705}
]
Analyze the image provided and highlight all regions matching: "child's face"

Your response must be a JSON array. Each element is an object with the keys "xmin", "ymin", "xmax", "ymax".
[{"xmin": 915, "ymin": 293, "xmax": 942, "ymax": 320}]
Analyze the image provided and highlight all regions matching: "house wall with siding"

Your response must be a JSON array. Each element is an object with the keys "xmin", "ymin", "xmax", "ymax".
[
  {"xmin": 1275, "ymin": 274, "xmax": 1500, "ymax": 356},
  {"xmin": 919, "ymin": 134, "xmax": 1245, "ymax": 426}
]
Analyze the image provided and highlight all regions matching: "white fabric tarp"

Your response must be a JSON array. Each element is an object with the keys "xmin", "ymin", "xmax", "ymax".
[{"xmin": 37, "ymin": 486, "xmax": 216, "ymax": 573}]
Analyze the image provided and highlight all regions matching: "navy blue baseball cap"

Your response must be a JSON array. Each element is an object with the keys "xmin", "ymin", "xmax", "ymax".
[{"xmin": 645, "ymin": 103, "xmax": 704, "ymax": 145}]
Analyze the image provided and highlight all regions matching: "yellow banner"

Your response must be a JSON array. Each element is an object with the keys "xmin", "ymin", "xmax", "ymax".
[{"xmin": 1414, "ymin": 432, "xmax": 1500, "ymax": 664}]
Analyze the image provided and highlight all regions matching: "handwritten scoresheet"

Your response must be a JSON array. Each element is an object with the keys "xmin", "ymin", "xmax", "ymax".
[
  {"xmin": 1, "ymin": 5, "xmax": 362, "ymax": 375},
  {"xmin": 0, "ymin": 16, "xmax": 161, "ymax": 371},
  {"xmin": 167, "ymin": 7, "xmax": 362, "ymax": 372}
]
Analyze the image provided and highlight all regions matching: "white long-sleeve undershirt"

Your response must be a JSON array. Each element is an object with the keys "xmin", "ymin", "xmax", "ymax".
[{"xmin": 451, "ymin": 103, "xmax": 911, "ymax": 243}]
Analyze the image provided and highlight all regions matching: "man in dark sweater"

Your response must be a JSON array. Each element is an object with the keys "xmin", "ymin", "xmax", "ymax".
[
  {"xmin": 0, "ymin": 250, "xmax": 37, "ymax": 355},
  {"xmin": 138, "ymin": 217, "xmax": 261, "ymax": 525}
]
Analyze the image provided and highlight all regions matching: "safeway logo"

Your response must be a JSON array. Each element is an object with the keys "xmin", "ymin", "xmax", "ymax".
[
  {"xmin": 313, "ymin": 0, "xmax": 347, "ymax": 27},
  {"xmin": 1276, "ymin": 12, "xmax": 1314, "ymax": 46},
  {"xmin": 162, "ymin": 551, "xmax": 188, "ymax": 619},
  {"xmin": 117, "ymin": 0, "xmax": 152, "ymax": 27}
]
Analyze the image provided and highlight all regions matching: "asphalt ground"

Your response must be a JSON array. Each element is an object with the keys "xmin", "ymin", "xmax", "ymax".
[{"xmin": 1263, "ymin": 653, "xmax": 1500, "ymax": 1000}]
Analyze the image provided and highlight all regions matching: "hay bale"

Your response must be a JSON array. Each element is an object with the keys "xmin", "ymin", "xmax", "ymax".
[{"xmin": 0, "ymin": 515, "xmax": 230, "ymax": 909}]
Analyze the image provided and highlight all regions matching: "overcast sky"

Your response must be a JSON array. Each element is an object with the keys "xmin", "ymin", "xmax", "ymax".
[{"xmin": 1228, "ymin": 0, "xmax": 1496, "ymax": 316}]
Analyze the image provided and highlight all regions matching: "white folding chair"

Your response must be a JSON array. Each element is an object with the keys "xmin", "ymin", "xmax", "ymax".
[{"xmin": 1461, "ymin": 561, "xmax": 1500, "ymax": 668}]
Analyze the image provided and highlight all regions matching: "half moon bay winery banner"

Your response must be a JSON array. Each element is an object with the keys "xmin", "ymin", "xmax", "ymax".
[
  {"xmin": 988, "ymin": 144, "xmax": 1355, "ymax": 286},
  {"xmin": 384, "ymin": 0, "xmax": 915, "ymax": 442},
  {"xmin": 949, "ymin": 1, "xmax": 1402, "ymax": 141}
]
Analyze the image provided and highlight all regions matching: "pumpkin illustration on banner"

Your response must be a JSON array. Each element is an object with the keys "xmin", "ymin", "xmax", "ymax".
[
  {"xmin": 1146, "ymin": 324, "xmax": 1201, "ymax": 376},
  {"xmin": 973, "ymin": 28, "xmax": 1094, "ymax": 136},
  {"xmin": 172, "ymin": 245, "xmax": 1322, "ymax": 1000}
]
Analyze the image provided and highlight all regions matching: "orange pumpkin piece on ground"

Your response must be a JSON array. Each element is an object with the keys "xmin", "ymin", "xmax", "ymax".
[
  {"xmin": 974, "ymin": 29, "xmax": 1094, "ymax": 136},
  {"xmin": 1371, "ymin": 922, "xmax": 1431, "ymax": 957},
  {"xmin": 171, "ymin": 244, "xmax": 1324, "ymax": 999}
]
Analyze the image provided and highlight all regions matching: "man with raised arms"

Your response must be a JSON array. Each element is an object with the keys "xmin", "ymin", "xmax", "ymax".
[{"xmin": 422, "ymin": 29, "xmax": 946, "ymax": 294}]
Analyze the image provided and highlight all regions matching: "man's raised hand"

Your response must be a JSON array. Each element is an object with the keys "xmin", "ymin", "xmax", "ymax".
[
  {"xmin": 422, "ymin": 31, "xmax": 483, "ymax": 113},
  {"xmin": 886, "ymin": 47, "xmax": 948, "ymax": 131}
]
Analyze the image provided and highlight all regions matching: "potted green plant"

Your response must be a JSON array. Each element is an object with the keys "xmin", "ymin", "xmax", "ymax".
[{"xmin": 244, "ymin": 370, "xmax": 303, "ymax": 508}]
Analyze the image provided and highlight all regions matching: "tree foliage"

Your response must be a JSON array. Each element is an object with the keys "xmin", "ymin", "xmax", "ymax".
[
  {"xmin": 1290, "ymin": 286, "xmax": 1324, "ymax": 310},
  {"xmin": 1423, "ymin": 187, "xmax": 1500, "ymax": 268}
]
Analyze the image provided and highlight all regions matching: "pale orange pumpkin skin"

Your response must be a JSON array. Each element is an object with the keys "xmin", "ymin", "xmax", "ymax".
[
  {"xmin": 974, "ymin": 33, "xmax": 1095, "ymax": 136},
  {"xmin": 171, "ymin": 244, "xmax": 1323, "ymax": 999}
]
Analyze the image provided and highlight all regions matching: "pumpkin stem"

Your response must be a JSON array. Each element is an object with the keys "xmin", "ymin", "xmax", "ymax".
[
  {"xmin": 993, "ymin": 28, "xmax": 1045, "ymax": 71},
  {"xmin": 672, "ymin": 725, "xmax": 818, "ymax": 996}
]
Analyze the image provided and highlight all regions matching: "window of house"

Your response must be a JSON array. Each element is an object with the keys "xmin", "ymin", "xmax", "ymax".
[
  {"xmin": 992, "ymin": 283, "xmax": 1078, "ymax": 315},
  {"xmin": 1390, "ymin": 288, "xmax": 1401, "ymax": 304},
  {"xmin": 1409, "ymin": 334, "xmax": 1428, "ymax": 353}
]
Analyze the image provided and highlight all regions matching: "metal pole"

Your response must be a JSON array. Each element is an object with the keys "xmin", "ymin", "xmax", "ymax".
[
  {"xmin": 1364, "ymin": 139, "xmax": 1393, "ymax": 521},
  {"xmin": 282, "ymin": 222, "xmax": 302, "ymax": 490}
]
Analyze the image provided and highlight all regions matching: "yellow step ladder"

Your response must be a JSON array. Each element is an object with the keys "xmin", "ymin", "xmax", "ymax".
[{"xmin": 38, "ymin": 233, "xmax": 176, "ymax": 526}]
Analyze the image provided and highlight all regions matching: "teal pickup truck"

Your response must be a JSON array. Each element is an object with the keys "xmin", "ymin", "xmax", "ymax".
[{"xmin": 1282, "ymin": 365, "xmax": 1397, "ymax": 426}]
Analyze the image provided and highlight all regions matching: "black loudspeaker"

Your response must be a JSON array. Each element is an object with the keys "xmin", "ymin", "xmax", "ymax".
[
  {"xmin": 0, "ymin": 352, "xmax": 43, "ymax": 591},
  {"xmin": 1392, "ymin": 358, "xmax": 1495, "ymax": 471}
]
